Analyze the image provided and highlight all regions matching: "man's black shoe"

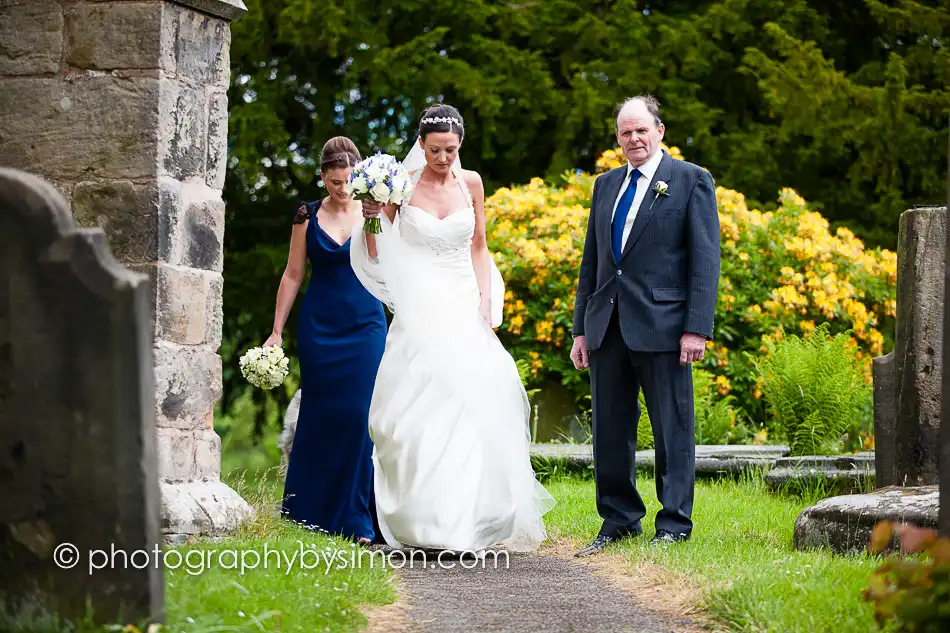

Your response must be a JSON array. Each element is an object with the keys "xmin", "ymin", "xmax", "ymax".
[
  {"xmin": 575, "ymin": 527, "xmax": 642, "ymax": 557},
  {"xmin": 575, "ymin": 534, "xmax": 613, "ymax": 557},
  {"xmin": 650, "ymin": 529, "xmax": 690, "ymax": 544}
]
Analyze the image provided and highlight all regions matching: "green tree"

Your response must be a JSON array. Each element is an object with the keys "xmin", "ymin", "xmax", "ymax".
[
  {"xmin": 741, "ymin": 0, "xmax": 950, "ymax": 246},
  {"xmin": 220, "ymin": 0, "xmax": 950, "ymax": 435}
]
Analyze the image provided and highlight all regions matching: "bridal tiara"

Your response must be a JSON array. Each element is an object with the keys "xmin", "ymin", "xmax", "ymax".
[{"xmin": 421, "ymin": 116, "xmax": 463, "ymax": 127}]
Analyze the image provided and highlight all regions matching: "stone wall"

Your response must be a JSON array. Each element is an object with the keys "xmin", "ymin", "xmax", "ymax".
[{"xmin": 0, "ymin": 0, "xmax": 250, "ymax": 540}]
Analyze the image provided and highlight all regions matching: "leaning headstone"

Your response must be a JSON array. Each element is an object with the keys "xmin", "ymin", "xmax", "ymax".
[
  {"xmin": 0, "ymin": 169, "xmax": 163, "ymax": 624},
  {"xmin": 872, "ymin": 352, "xmax": 896, "ymax": 487},
  {"xmin": 893, "ymin": 207, "xmax": 945, "ymax": 486}
]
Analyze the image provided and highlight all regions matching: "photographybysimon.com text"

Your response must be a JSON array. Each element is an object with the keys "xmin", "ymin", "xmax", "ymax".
[{"xmin": 52, "ymin": 541, "xmax": 511, "ymax": 576}]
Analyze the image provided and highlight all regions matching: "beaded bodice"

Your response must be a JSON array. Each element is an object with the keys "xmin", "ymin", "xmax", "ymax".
[{"xmin": 397, "ymin": 169, "xmax": 475, "ymax": 263}]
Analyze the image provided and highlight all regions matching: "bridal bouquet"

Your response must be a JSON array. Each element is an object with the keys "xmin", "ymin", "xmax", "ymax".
[
  {"xmin": 239, "ymin": 345, "xmax": 290, "ymax": 390},
  {"xmin": 345, "ymin": 153, "xmax": 413, "ymax": 234}
]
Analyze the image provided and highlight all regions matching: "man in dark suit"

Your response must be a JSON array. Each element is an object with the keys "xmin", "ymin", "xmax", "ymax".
[{"xmin": 571, "ymin": 95, "xmax": 720, "ymax": 555}]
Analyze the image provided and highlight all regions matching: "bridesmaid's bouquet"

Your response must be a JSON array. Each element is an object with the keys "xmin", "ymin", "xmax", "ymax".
[
  {"xmin": 345, "ymin": 153, "xmax": 413, "ymax": 234},
  {"xmin": 239, "ymin": 345, "xmax": 290, "ymax": 390}
]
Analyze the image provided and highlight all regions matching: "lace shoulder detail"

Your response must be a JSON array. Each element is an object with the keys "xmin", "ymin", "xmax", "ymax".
[
  {"xmin": 293, "ymin": 200, "xmax": 323, "ymax": 225},
  {"xmin": 292, "ymin": 204, "xmax": 310, "ymax": 225}
]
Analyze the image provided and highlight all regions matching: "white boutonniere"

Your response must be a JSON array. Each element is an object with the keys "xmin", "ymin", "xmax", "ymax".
[{"xmin": 649, "ymin": 181, "xmax": 670, "ymax": 209}]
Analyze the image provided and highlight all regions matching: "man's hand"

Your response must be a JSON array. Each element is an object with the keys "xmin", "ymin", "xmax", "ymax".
[
  {"xmin": 679, "ymin": 332, "xmax": 707, "ymax": 365},
  {"xmin": 362, "ymin": 200, "xmax": 383, "ymax": 218},
  {"xmin": 570, "ymin": 335, "xmax": 590, "ymax": 370}
]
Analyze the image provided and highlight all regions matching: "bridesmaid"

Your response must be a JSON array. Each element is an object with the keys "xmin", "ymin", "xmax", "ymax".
[{"xmin": 264, "ymin": 136, "xmax": 387, "ymax": 544}]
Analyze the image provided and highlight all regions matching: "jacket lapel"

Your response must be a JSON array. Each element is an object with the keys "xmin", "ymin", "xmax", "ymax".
[
  {"xmin": 597, "ymin": 167, "xmax": 626, "ymax": 264},
  {"xmin": 619, "ymin": 151, "xmax": 674, "ymax": 261}
]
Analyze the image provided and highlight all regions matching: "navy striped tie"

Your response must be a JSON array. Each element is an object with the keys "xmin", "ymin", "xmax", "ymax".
[{"xmin": 611, "ymin": 169, "xmax": 640, "ymax": 261}]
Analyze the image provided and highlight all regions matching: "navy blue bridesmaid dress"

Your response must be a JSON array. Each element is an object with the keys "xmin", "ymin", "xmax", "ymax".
[{"xmin": 281, "ymin": 199, "xmax": 387, "ymax": 541}]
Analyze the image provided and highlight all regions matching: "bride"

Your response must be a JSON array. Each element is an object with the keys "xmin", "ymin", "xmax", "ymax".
[{"xmin": 350, "ymin": 104, "xmax": 555, "ymax": 553}]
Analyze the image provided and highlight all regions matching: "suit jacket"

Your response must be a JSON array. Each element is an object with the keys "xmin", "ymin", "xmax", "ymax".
[{"xmin": 572, "ymin": 150, "xmax": 721, "ymax": 352}]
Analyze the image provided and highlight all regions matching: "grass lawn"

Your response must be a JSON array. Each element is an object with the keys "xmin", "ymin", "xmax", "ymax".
[
  {"xmin": 542, "ymin": 472, "xmax": 882, "ymax": 633},
  {"xmin": 1, "ymin": 469, "xmax": 398, "ymax": 633},
  {"xmin": 162, "ymin": 469, "xmax": 397, "ymax": 633}
]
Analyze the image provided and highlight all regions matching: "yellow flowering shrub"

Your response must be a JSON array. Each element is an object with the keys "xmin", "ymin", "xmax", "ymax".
[
  {"xmin": 486, "ymin": 169, "xmax": 596, "ymax": 394},
  {"xmin": 486, "ymin": 145, "xmax": 896, "ymax": 444}
]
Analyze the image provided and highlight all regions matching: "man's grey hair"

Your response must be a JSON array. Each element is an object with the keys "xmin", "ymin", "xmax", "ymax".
[{"xmin": 615, "ymin": 95, "xmax": 662, "ymax": 129}]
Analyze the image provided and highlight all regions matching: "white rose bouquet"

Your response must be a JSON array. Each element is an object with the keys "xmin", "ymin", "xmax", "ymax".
[
  {"xmin": 239, "ymin": 345, "xmax": 290, "ymax": 390},
  {"xmin": 345, "ymin": 153, "xmax": 413, "ymax": 234}
]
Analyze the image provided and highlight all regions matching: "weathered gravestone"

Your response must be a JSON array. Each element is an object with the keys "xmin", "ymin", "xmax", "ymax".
[
  {"xmin": 0, "ymin": 0, "xmax": 251, "ymax": 542},
  {"xmin": 793, "ymin": 207, "xmax": 944, "ymax": 553},
  {"xmin": 0, "ymin": 169, "xmax": 164, "ymax": 624}
]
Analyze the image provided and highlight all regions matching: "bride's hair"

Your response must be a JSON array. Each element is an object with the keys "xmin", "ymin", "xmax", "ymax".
[
  {"xmin": 418, "ymin": 104, "xmax": 464, "ymax": 141},
  {"xmin": 320, "ymin": 136, "xmax": 361, "ymax": 172}
]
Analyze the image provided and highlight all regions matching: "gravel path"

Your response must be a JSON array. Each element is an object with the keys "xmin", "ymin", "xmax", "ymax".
[{"xmin": 372, "ymin": 548, "xmax": 696, "ymax": 633}]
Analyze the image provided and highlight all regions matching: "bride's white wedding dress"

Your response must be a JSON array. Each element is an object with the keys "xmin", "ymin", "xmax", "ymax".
[{"xmin": 350, "ymin": 168, "xmax": 555, "ymax": 553}]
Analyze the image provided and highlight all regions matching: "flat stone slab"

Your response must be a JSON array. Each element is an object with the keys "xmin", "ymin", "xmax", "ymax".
[
  {"xmin": 530, "ymin": 443, "xmax": 790, "ymax": 475},
  {"xmin": 392, "ymin": 551, "xmax": 691, "ymax": 632},
  {"xmin": 765, "ymin": 454, "xmax": 875, "ymax": 494},
  {"xmin": 793, "ymin": 486, "xmax": 940, "ymax": 555}
]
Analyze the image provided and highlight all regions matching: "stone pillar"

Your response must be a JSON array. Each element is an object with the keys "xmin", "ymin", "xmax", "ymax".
[
  {"xmin": 893, "ymin": 207, "xmax": 945, "ymax": 487},
  {"xmin": 0, "ymin": 0, "xmax": 251, "ymax": 542}
]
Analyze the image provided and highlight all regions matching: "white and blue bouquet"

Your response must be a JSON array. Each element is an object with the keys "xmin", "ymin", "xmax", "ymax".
[
  {"xmin": 239, "ymin": 345, "xmax": 290, "ymax": 390},
  {"xmin": 345, "ymin": 153, "xmax": 413, "ymax": 234}
]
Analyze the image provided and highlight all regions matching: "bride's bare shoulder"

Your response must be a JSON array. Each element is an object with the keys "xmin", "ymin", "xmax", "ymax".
[{"xmin": 460, "ymin": 169, "xmax": 484, "ymax": 196}]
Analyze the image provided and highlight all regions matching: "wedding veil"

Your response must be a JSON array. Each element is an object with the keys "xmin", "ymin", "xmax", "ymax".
[{"xmin": 401, "ymin": 135, "xmax": 462, "ymax": 174}]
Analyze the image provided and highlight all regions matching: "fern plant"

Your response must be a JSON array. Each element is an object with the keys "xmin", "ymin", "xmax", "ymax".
[
  {"xmin": 693, "ymin": 368, "xmax": 750, "ymax": 445},
  {"xmin": 752, "ymin": 323, "xmax": 871, "ymax": 455}
]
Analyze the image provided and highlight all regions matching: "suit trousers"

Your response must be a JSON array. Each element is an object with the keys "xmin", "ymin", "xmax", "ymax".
[{"xmin": 589, "ymin": 307, "xmax": 696, "ymax": 537}]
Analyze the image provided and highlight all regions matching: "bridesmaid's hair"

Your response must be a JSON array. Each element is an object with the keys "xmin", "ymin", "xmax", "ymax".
[
  {"xmin": 418, "ymin": 104, "xmax": 464, "ymax": 141},
  {"xmin": 319, "ymin": 136, "xmax": 361, "ymax": 172}
]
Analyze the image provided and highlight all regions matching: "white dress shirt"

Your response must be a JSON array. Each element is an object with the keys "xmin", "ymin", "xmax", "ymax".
[{"xmin": 610, "ymin": 148, "xmax": 664, "ymax": 252}]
